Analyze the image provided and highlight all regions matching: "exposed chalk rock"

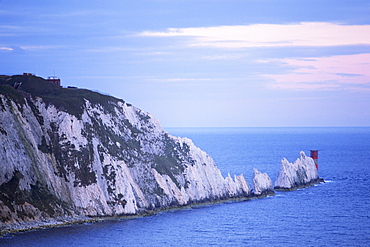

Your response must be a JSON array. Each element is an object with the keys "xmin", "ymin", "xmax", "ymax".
[
  {"xmin": 252, "ymin": 168, "xmax": 274, "ymax": 196},
  {"xmin": 0, "ymin": 75, "xmax": 251, "ymax": 233},
  {"xmin": 274, "ymin": 151, "xmax": 320, "ymax": 190}
]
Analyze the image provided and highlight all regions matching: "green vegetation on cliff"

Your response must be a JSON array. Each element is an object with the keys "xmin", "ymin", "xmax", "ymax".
[{"xmin": 0, "ymin": 75, "xmax": 125, "ymax": 119}]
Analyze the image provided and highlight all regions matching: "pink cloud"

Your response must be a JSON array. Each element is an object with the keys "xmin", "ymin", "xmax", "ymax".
[
  {"xmin": 0, "ymin": 47, "xmax": 13, "ymax": 51},
  {"xmin": 139, "ymin": 22, "xmax": 370, "ymax": 48},
  {"xmin": 263, "ymin": 54, "xmax": 370, "ymax": 91}
]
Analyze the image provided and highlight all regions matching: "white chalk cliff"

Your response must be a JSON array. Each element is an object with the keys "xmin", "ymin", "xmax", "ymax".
[
  {"xmin": 274, "ymin": 151, "xmax": 320, "ymax": 190},
  {"xmin": 252, "ymin": 168, "xmax": 274, "ymax": 196},
  {"xmin": 0, "ymin": 75, "xmax": 253, "ymax": 233}
]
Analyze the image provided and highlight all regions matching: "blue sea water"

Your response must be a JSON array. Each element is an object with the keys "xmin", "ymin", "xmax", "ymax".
[{"xmin": 1, "ymin": 127, "xmax": 369, "ymax": 246}]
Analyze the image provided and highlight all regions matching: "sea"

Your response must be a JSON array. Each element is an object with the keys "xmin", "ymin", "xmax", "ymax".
[{"xmin": 1, "ymin": 127, "xmax": 369, "ymax": 246}]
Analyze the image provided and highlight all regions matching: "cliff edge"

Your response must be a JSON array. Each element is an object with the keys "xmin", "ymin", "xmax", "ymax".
[
  {"xmin": 0, "ymin": 75, "xmax": 323, "ymax": 234},
  {"xmin": 0, "ymin": 75, "xmax": 252, "ymax": 233}
]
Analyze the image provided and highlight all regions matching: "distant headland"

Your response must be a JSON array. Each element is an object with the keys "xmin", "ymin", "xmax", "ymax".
[{"xmin": 0, "ymin": 74, "xmax": 323, "ymax": 234}]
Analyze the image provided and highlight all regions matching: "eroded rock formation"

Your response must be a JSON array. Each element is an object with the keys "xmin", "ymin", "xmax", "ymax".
[
  {"xmin": 252, "ymin": 168, "xmax": 274, "ymax": 196},
  {"xmin": 0, "ymin": 75, "xmax": 253, "ymax": 233},
  {"xmin": 274, "ymin": 151, "xmax": 321, "ymax": 190},
  {"xmin": 0, "ymin": 75, "xmax": 322, "ymax": 234}
]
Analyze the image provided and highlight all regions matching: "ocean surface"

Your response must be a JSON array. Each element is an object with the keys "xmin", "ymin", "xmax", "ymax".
[{"xmin": 1, "ymin": 127, "xmax": 369, "ymax": 246}]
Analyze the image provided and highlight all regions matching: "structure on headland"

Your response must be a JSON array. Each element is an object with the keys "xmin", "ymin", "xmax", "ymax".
[
  {"xmin": 310, "ymin": 150, "xmax": 319, "ymax": 170},
  {"xmin": 46, "ymin": 76, "xmax": 61, "ymax": 87},
  {"xmin": 0, "ymin": 74, "xmax": 325, "ymax": 234}
]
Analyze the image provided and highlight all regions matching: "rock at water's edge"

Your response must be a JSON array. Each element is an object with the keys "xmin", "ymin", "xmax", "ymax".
[
  {"xmin": 274, "ymin": 151, "xmax": 321, "ymax": 190},
  {"xmin": 0, "ymin": 75, "xmax": 252, "ymax": 233},
  {"xmin": 252, "ymin": 168, "xmax": 274, "ymax": 196}
]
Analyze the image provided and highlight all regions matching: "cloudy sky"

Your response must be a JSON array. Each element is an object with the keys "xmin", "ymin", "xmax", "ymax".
[{"xmin": 1, "ymin": 0, "xmax": 370, "ymax": 127}]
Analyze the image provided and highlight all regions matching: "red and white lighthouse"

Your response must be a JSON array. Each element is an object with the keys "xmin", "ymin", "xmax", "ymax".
[{"xmin": 310, "ymin": 150, "xmax": 319, "ymax": 170}]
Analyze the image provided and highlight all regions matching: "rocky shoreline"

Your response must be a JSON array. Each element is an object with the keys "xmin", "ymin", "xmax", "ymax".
[
  {"xmin": 0, "ymin": 75, "xmax": 323, "ymax": 235},
  {"xmin": 0, "ymin": 193, "xmax": 276, "ymax": 235},
  {"xmin": 275, "ymin": 178, "xmax": 325, "ymax": 191},
  {"xmin": 1, "ymin": 175, "xmax": 325, "ymax": 236}
]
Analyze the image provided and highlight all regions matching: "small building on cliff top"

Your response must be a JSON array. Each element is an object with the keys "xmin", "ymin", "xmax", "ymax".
[{"xmin": 46, "ymin": 76, "xmax": 61, "ymax": 87}]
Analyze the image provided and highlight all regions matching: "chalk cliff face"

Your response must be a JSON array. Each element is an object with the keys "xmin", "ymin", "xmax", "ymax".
[
  {"xmin": 0, "ymin": 75, "xmax": 252, "ymax": 232},
  {"xmin": 274, "ymin": 151, "xmax": 320, "ymax": 190},
  {"xmin": 252, "ymin": 168, "xmax": 274, "ymax": 196}
]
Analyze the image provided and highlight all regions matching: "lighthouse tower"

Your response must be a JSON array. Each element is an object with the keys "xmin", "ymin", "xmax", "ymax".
[{"xmin": 310, "ymin": 150, "xmax": 319, "ymax": 170}]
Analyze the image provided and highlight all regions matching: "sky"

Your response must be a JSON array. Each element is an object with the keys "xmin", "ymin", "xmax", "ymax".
[{"xmin": 1, "ymin": 0, "xmax": 370, "ymax": 127}]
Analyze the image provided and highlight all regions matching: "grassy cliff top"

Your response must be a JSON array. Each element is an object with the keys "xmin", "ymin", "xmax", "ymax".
[{"xmin": 0, "ymin": 75, "xmax": 125, "ymax": 119}]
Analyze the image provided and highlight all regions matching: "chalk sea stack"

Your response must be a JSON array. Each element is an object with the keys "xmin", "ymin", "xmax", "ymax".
[{"xmin": 274, "ymin": 151, "xmax": 324, "ymax": 190}]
